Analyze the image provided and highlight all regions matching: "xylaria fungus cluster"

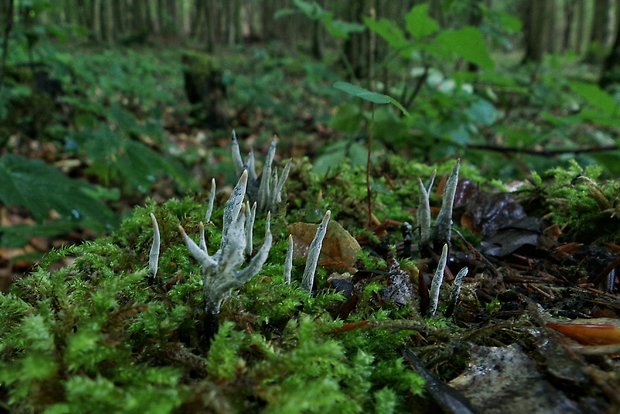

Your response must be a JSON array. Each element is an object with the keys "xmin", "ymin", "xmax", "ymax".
[
  {"xmin": 148, "ymin": 134, "xmax": 329, "ymax": 316},
  {"xmin": 231, "ymin": 130, "xmax": 291, "ymax": 213},
  {"xmin": 179, "ymin": 170, "xmax": 272, "ymax": 314},
  {"xmin": 148, "ymin": 138, "xmax": 466, "ymax": 318},
  {"xmin": 417, "ymin": 160, "xmax": 469, "ymax": 317}
]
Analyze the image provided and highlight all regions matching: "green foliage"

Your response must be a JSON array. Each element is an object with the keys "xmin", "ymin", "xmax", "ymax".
[
  {"xmin": 206, "ymin": 321, "xmax": 245, "ymax": 381},
  {"xmin": 525, "ymin": 160, "xmax": 620, "ymax": 242},
  {"xmin": 277, "ymin": 0, "xmax": 365, "ymax": 40},
  {"xmin": 0, "ymin": 154, "xmax": 117, "ymax": 235},
  {"xmin": 319, "ymin": 3, "xmax": 619, "ymax": 179},
  {"xmin": 334, "ymin": 81, "xmax": 410, "ymax": 117}
]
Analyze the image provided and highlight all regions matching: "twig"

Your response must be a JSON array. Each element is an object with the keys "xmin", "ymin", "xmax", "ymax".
[
  {"xmin": 404, "ymin": 65, "xmax": 429, "ymax": 110},
  {"xmin": 468, "ymin": 143, "xmax": 619, "ymax": 157}
]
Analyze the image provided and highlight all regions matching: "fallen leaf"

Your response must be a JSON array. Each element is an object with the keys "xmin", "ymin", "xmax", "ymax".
[
  {"xmin": 288, "ymin": 219, "xmax": 361, "ymax": 272},
  {"xmin": 547, "ymin": 319, "xmax": 620, "ymax": 345}
]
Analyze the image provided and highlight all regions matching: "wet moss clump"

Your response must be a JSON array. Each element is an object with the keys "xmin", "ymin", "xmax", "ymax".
[{"xmin": 0, "ymin": 194, "xmax": 425, "ymax": 413}]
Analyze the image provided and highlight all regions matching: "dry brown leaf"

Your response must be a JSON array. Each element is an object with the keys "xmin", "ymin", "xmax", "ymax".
[{"xmin": 288, "ymin": 219, "xmax": 361, "ymax": 272}]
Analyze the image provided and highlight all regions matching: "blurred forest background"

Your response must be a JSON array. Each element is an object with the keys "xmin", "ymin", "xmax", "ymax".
[{"xmin": 0, "ymin": 0, "xmax": 619, "ymax": 279}]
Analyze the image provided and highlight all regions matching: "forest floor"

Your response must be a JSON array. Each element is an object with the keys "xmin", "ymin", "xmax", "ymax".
[{"xmin": 1, "ymin": 46, "xmax": 619, "ymax": 413}]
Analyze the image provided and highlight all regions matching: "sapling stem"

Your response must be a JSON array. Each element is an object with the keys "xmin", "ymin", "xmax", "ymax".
[{"xmin": 301, "ymin": 210, "xmax": 331, "ymax": 292}]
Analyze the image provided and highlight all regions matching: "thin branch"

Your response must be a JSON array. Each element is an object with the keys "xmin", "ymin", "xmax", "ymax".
[
  {"xmin": 404, "ymin": 65, "xmax": 429, "ymax": 110},
  {"xmin": 468, "ymin": 143, "xmax": 619, "ymax": 157}
]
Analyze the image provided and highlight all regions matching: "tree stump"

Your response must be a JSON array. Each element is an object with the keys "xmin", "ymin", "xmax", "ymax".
[{"xmin": 181, "ymin": 51, "xmax": 228, "ymax": 128}]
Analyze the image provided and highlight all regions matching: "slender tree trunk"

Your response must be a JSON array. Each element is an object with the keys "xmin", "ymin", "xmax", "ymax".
[
  {"xmin": 92, "ymin": 0, "xmax": 101, "ymax": 41},
  {"xmin": 575, "ymin": 0, "xmax": 586, "ymax": 54},
  {"xmin": 112, "ymin": 0, "xmax": 123, "ymax": 40},
  {"xmin": 563, "ymin": 0, "xmax": 576, "ymax": 52},
  {"xmin": 540, "ymin": 0, "xmax": 562, "ymax": 53},
  {"xmin": 343, "ymin": 0, "xmax": 370, "ymax": 79},
  {"xmin": 600, "ymin": 0, "xmax": 620, "ymax": 87},
  {"xmin": 590, "ymin": 0, "xmax": 613, "ymax": 47},
  {"xmin": 522, "ymin": 0, "xmax": 550, "ymax": 62}
]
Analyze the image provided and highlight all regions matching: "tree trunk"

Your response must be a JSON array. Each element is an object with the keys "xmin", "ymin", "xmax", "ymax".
[
  {"xmin": 522, "ymin": 0, "xmax": 550, "ymax": 62},
  {"xmin": 575, "ymin": 0, "xmax": 586, "ymax": 54},
  {"xmin": 563, "ymin": 0, "xmax": 577, "ymax": 52},
  {"xmin": 600, "ymin": 1, "xmax": 620, "ymax": 88},
  {"xmin": 467, "ymin": 0, "xmax": 483, "ymax": 71},
  {"xmin": 342, "ymin": 0, "xmax": 370, "ymax": 79},
  {"xmin": 590, "ymin": 0, "xmax": 613, "ymax": 47},
  {"xmin": 112, "ymin": 0, "xmax": 123, "ymax": 40},
  {"xmin": 546, "ymin": 0, "xmax": 558, "ymax": 54}
]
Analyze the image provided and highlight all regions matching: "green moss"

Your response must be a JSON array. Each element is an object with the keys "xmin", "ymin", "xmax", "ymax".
[
  {"xmin": 0, "ymin": 190, "xmax": 429, "ymax": 413},
  {"xmin": 525, "ymin": 159, "xmax": 620, "ymax": 242}
]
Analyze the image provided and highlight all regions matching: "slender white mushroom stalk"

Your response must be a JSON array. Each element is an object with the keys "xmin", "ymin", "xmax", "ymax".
[
  {"xmin": 417, "ymin": 170, "xmax": 436, "ymax": 247},
  {"xmin": 231, "ymin": 132, "xmax": 291, "ymax": 213},
  {"xmin": 205, "ymin": 178, "xmax": 216, "ymax": 223},
  {"xmin": 433, "ymin": 160, "xmax": 460, "ymax": 246},
  {"xmin": 231, "ymin": 130, "xmax": 244, "ymax": 176},
  {"xmin": 258, "ymin": 139, "xmax": 277, "ymax": 211},
  {"xmin": 244, "ymin": 201, "xmax": 257, "ymax": 256},
  {"xmin": 302, "ymin": 210, "xmax": 331, "ymax": 292},
  {"xmin": 275, "ymin": 160, "xmax": 291, "ymax": 204},
  {"xmin": 448, "ymin": 267, "xmax": 469, "ymax": 311},
  {"xmin": 418, "ymin": 179, "xmax": 432, "ymax": 246},
  {"xmin": 199, "ymin": 222, "xmax": 208, "ymax": 253},
  {"xmin": 428, "ymin": 243, "xmax": 449, "ymax": 316},
  {"xmin": 149, "ymin": 213, "xmax": 160, "ymax": 278},
  {"xmin": 284, "ymin": 234, "xmax": 294, "ymax": 284}
]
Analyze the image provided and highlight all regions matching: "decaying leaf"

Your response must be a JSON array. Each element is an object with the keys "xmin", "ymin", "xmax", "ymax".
[
  {"xmin": 454, "ymin": 179, "xmax": 527, "ymax": 237},
  {"xmin": 288, "ymin": 219, "xmax": 361, "ymax": 272},
  {"xmin": 547, "ymin": 318, "xmax": 620, "ymax": 345}
]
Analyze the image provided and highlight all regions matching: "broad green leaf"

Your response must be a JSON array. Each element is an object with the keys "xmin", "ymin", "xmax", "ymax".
[
  {"xmin": 466, "ymin": 99, "xmax": 497, "ymax": 126},
  {"xmin": 363, "ymin": 17, "xmax": 408, "ymax": 50},
  {"xmin": 293, "ymin": 0, "xmax": 326, "ymax": 19},
  {"xmin": 405, "ymin": 4, "xmax": 439, "ymax": 39},
  {"xmin": 432, "ymin": 27, "xmax": 494, "ymax": 70},
  {"xmin": 569, "ymin": 81, "xmax": 617, "ymax": 115},
  {"xmin": 333, "ymin": 81, "xmax": 391, "ymax": 104},
  {"xmin": 274, "ymin": 8, "xmax": 298, "ymax": 20},
  {"xmin": 499, "ymin": 12, "xmax": 522, "ymax": 33},
  {"xmin": 0, "ymin": 221, "xmax": 81, "ymax": 247},
  {"xmin": 0, "ymin": 154, "xmax": 116, "ymax": 230},
  {"xmin": 325, "ymin": 18, "xmax": 365, "ymax": 39}
]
